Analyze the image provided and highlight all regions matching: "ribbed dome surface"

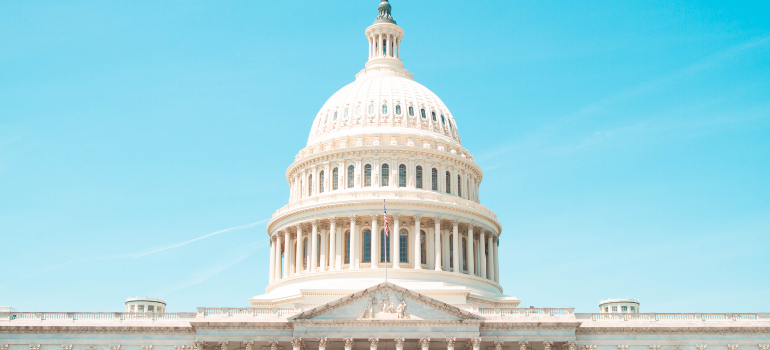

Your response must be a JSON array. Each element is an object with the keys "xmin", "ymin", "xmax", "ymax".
[{"xmin": 307, "ymin": 70, "xmax": 462, "ymax": 147}]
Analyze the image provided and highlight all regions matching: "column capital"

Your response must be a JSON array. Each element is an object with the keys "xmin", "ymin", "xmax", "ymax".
[
  {"xmin": 433, "ymin": 217, "xmax": 442, "ymax": 225},
  {"xmin": 242, "ymin": 342, "xmax": 253, "ymax": 350},
  {"xmin": 370, "ymin": 214, "xmax": 379, "ymax": 222},
  {"xmin": 543, "ymin": 342, "xmax": 553, "ymax": 350},
  {"xmin": 369, "ymin": 339, "xmax": 379, "ymax": 346},
  {"xmin": 470, "ymin": 338, "xmax": 482, "ymax": 348},
  {"xmin": 467, "ymin": 222, "xmax": 475, "ymax": 230},
  {"xmin": 349, "ymin": 215, "xmax": 358, "ymax": 222},
  {"xmin": 452, "ymin": 220, "xmax": 459, "ymax": 227},
  {"xmin": 520, "ymin": 341, "xmax": 529, "ymax": 350},
  {"xmin": 394, "ymin": 339, "xmax": 405, "ymax": 346},
  {"xmin": 494, "ymin": 342, "xmax": 504, "ymax": 350},
  {"xmin": 444, "ymin": 338, "xmax": 456, "ymax": 345},
  {"xmin": 393, "ymin": 213, "xmax": 400, "ymax": 221},
  {"xmin": 414, "ymin": 214, "xmax": 423, "ymax": 221},
  {"xmin": 328, "ymin": 216, "xmax": 337, "ymax": 224},
  {"xmin": 311, "ymin": 219, "xmax": 318, "ymax": 228},
  {"xmin": 317, "ymin": 339, "xmax": 328, "ymax": 348}
]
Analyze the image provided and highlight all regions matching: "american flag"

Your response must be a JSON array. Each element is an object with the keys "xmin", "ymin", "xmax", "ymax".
[{"xmin": 383, "ymin": 200, "xmax": 389, "ymax": 237}]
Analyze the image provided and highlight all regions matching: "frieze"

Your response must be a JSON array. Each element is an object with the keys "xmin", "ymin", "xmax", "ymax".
[{"xmin": 576, "ymin": 326, "xmax": 770, "ymax": 333}]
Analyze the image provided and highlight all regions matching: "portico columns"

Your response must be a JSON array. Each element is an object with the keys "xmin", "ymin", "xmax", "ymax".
[
  {"xmin": 295, "ymin": 225, "xmax": 304, "ymax": 274},
  {"xmin": 467, "ymin": 224, "xmax": 475, "ymax": 275},
  {"xmin": 283, "ymin": 231, "xmax": 290, "ymax": 278},
  {"xmin": 479, "ymin": 230, "xmax": 486, "ymax": 278},
  {"xmin": 470, "ymin": 338, "xmax": 481, "ymax": 350},
  {"xmin": 344, "ymin": 338, "xmax": 355, "ymax": 350},
  {"xmin": 350, "ymin": 216, "xmax": 359, "ymax": 269},
  {"xmin": 371, "ymin": 214, "xmax": 379, "ymax": 268},
  {"xmin": 434, "ymin": 218, "xmax": 442, "ymax": 271},
  {"xmin": 452, "ymin": 220, "xmax": 460, "ymax": 273},
  {"xmin": 394, "ymin": 339, "xmax": 405, "ymax": 350},
  {"xmin": 311, "ymin": 220, "xmax": 319, "ymax": 272},
  {"xmin": 392, "ymin": 214, "xmax": 400, "ymax": 268},
  {"xmin": 419, "ymin": 338, "xmax": 431, "ymax": 350},
  {"xmin": 487, "ymin": 234, "xmax": 495, "ymax": 281},
  {"xmin": 268, "ymin": 235, "xmax": 276, "ymax": 283},
  {"xmin": 369, "ymin": 338, "xmax": 379, "ymax": 350},
  {"xmin": 329, "ymin": 217, "xmax": 337, "ymax": 270},
  {"xmin": 445, "ymin": 338, "xmax": 456, "ymax": 350},
  {"xmin": 494, "ymin": 236, "xmax": 500, "ymax": 283},
  {"xmin": 414, "ymin": 215, "xmax": 422, "ymax": 269},
  {"xmin": 318, "ymin": 338, "xmax": 328, "ymax": 350},
  {"xmin": 275, "ymin": 234, "xmax": 283, "ymax": 280}
]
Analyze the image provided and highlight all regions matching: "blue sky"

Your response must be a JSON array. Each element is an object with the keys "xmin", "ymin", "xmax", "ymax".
[{"xmin": 1, "ymin": 0, "xmax": 769, "ymax": 313}]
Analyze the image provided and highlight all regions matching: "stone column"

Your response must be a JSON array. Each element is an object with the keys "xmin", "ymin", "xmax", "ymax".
[
  {"xmin": 350, "ymin": 215, "xmax": 359, "ymax": 269},
  {"xmin": 344, "ymin": 339, "xmax": 355, "ymax": 350},
  {"xmin": 329, "ymin": 217, "xmax": 337, "ymax": 270},
  {"xmin": 479, "ymin": 230, "xmax": 486, "ymax": 278},
  {"xmin": 445, "ymin": 338, "xmax": 456, "ymax": 350},
  {"xmin": 269, "ymin": 235, "xmax": 276, "ymax": 282},
  {"xmin": 467, "ymin": 224, "xmax": 475, "ymax": 275},
  {"xmin": 394, "ymin": 339, "xmax": 405, "ymax": 350},
  {"xmin": 311, "ymin": 220, "xmax": 319, "ymax": 272},
  {"xmin": 452, "ymin": 221, "xmax": 460, "ymax": 273},
  {"xmin": 291, "ymin": 338, "xmax": 302, "ymax": 350},
  {"xmin": 414, "ymin": 215, "xmax": 423, "ymax": 269},
  {"xmin": 392, "ymin": 214, "xmax": 400, "ymax": 268},
  {"xmin": 318, "ymin": 339, "xmax": 328, "ymax": 350},
  {"xmin": 275, "ymin": 234, "xmax": 283, "ymax": 280},
  {"xmin": 320, "ymin": 227, "xmax": 327, "ymax": 272},
  {"xmin": 283, "ymin": 230, "xmax": 290, "ymax": 278},
  {"xmin": 494, "ymin": 236, "xmax": 500, "ymax": 283},
  {"xmin": 487, "ymin": 234, "xmax": 495, "ymax": 281},
  {"xmin": 371, "ymin": 214, "xmax": 379, "ymax": 268},
  {"xmin": 442, "ymin": 230, "xmax": 449, "ymax": 270},
  {"xmin": 470, "ymin": 338, "xmax": 481, "ymax": 350},
  {"xmin": 369, "ymin": 338, "xmax": 379, "ymax": 350},
  {"xmin": 434, "ymin": 218, "xmax": 442, "ymax": 271},
  {"xmin": 419, "ymin": 338, "xmax": 431, "ymax": 350},
  {"xmin": 295, "ymin": 225, "xmax": 304, "ymax": 274}
]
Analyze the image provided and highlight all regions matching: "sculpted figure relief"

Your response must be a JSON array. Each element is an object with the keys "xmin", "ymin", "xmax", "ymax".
[{"xmin": 360, "ymin": 292, "xmax": 408, "ymax": 319}]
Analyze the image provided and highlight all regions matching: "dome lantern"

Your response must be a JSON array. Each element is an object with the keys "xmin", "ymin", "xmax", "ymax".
[
  {"xmin": 365, "ymin": 1, "xmax": 405, "ymax": 70},
  {"xmin": 374, "ymin": 0, "xmax": 396, "ymax": 24}
]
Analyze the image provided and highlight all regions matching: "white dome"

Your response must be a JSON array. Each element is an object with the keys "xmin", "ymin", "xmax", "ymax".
[{"xmin": 307, "ymin": 68, "xmax": 462, "ymax": 148}]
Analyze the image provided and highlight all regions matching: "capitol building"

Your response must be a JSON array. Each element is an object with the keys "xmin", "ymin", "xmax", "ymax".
[{"xmin": 2, "ymin": 2, "xmax": 768, "ymax": 350}]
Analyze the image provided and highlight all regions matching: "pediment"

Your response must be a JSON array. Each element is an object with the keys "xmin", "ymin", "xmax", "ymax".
[{"xmin": 289, "ymin": 282, "xmax": 481, "ymax": 321}]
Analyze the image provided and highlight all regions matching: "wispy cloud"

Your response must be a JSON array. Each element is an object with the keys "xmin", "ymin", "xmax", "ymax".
[
  {"xmin": 478, "ymin": 36, "xmax": 770, "ymax": 162},
  {"xmin": 154, "ymin": 240, "xmax": 268, "ymax": 296},
  {"xmin": 0, "ymin": 219, "xmax": 269, "ymax": 289}
]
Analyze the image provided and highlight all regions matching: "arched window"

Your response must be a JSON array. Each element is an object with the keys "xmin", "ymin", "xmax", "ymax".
[
  {"xmin": 344, "ymin": 230, "xmax": 350, "ymax": 264},
  {"xmin": 415, "ymin": 166, "xmax": 423, "ymax": 189},
  {"xmin": 380, "ymin": 229, "xmax": 390, "ymax": 263},
  {"xmin": 432, "ymin": 111, "xmax": 437, "ymax": 121},
  {"xmin": 420, "ymin": 230, "xmax": 427, "ymax": 264},
  {"xmin": 362, "ymin": 229, "xmax": 372, "ymax": 263},
  {"xmin": 395, "ymin": 105, "xmax": 401, "ymax": 115},
  {"xmin": 409, "ymin": 106, "xmax": 414, "ymax": 116},
  {"xmin": 420, "ymin": 108, "xmax": 426, "ymax": 119},
  {"xmin": 308, "ymin": 175, "xmax": 313, "ymax": 196},
  {"xmin": 368, "ymin": 104, "xmax": 374, "ymax": 115},
  {"xmin": 364, "ymin": 164, "xmax": 372, "ymax": 187},
  {"xmin": 332, "ymin": 167, "xmax": 339, "ymax": 190},
  {"xmin": 347, "ymin": 165, "xmax": 355, "ymax": 188},
  {"xmin": 382, "ymin": 104, "xmax": 388, "ymax": 114},
  {"xmin": 319, "ymin": 170, "xmax": 325, "ymax": 193},
  {"xmin": 381, "ymin": 164, "xmax": 389, "ymax": 186},
  {"xmin": 303, "ymin": 237, "xmax": 308, "ymax": 271},
  {"xmin": 431, "ymin": 168, "xmax": 438, "ymax": 191},
  {"xmin": 457, "ymin": 175, "xmax": 462, "ymax": 197},
  {"xmin": 344, "ymin": 108, "xmax": 349, "ymax": 119},
  {"xmin": 333, "ymin": 111, "xmax": 338, "ymax": 121},
  {"xmin": 399, "ymin": 229, "xmax": 409, "ymax": 263},
  {"xmin": 445, "ymin": 171, "xmax": 451, "ymax": 194},
  {"xmin": 441, "ymin": 115, "xmax": 445, "ymax": 125},
  {"xmin": 398, "ymin": 164, "xmax": 407, "ymax": 187},
  {"xmin": 324, "ymin": 114, "xmax": 328, "ymax": 124}
]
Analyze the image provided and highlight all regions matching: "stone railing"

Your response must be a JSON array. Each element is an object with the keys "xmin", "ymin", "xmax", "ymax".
[
  {"xmin": 478, "ymin": 308, "xmax": 575, "ymax": 319},
  {"xmin": 576, "ymin": 313, "xmax": 770, "ymax": 322},
  {"xmin": 196, "ymin": 307, "xmax": 299, "ymax": 318},
  {"xmin": 1, "ymin": 312, "xmax": 197, "ymax": 322},
  {"xmin": 273, "ymin": 188, "xmax": 497, "ymax": 220}
]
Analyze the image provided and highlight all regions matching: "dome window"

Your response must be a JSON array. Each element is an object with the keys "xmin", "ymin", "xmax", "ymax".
[
  {"xmin": 356, "ymin": 105, "xmax": 362, "ymax": 116},
  {"xmin": 432, "ymin": 111, "xmax": 437, "ymax": 121},
  {"xmin": 409, "ymin": 106, "xmax": 414, "ymax": 116},
  {"xmin": 333, "ymin": 111, "xmax": 338, "ymax": 121},
  {"xmin": 332, "ymin": 167, "xmax": 339, "ymax": 190},
  {"xmin": 364, "ymin": 164, "xmax": 372, "ymax": 187},
  {"xmin": 431, "ymin": 168, "xmax": 438, "ymax": 191},
  {"xmin": 382, "ymin": 104, "xmax": 388, "ymax": 114},
  {"xmin": 347, "ymin": 165, "xmax": 355, "ymax": 188},
  {"xmin": 381, "ymin": 164, "xmax": 389, "ymax": 186},
  {"xmin": 398, "ymin": 164, "xmax": 407, "ymax": 187},
  {"xmin": 441, "ymin": 115, "xmax": 445, "ymax": 125},
  {"xmin": 395, "ymin": 105, "xmax": 401, "ymax": 115},
  {"xmin": 445, "ymin": 171, "xmax": 451, "ymax": 194},
  {"xmin": 324, "ymin": 114, "xmax": 328, "ymax": 124},
  {"xmin": 344, "ymin": 108, "xmax": 349, "ymax": 119},
  {"xmin": 368, "ymin": 104, "xmax": 375, "ymax": 115},
  {"xmin": 416, "ymin": 166, "xmax": 423, "ymax": 189},
  {"xmin": 420, "ymin": 108, "xmax": 426, "ymax": 119},
  {"xmin": 319, "ymin": 170, "xmax": 325, "ymax": 193}
]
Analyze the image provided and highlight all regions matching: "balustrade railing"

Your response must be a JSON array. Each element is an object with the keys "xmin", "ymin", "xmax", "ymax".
[
  {"xmin": 477, "ymin": 308, "xmax": 574, "ymax": 318},
  {"xmin": 196, "ymin": 307, "xmax": 299, "ymax": 318},
  {"xmin": 2, "ymin": 312, "xmax": 196, "ymax": 322},
  {"xmin": 579, "ymin": 313, "xmax": 768, "ymax": 322},
  {"xmin": 273, "ymin": 189, "xmax": 496, "ymax": 219}
]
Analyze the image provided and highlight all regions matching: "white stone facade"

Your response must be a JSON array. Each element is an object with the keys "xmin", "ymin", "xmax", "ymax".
[{"xmin": 2, "ymin": 1, "xmax": 768, "ymax": 350}]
